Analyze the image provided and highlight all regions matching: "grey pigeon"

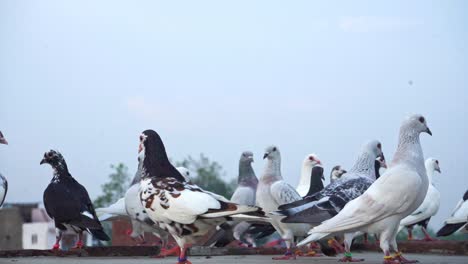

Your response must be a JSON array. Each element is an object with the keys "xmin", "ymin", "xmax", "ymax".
[{"xmin": 256, "ymin": 145, "xmax": 312, "ymax": 260}]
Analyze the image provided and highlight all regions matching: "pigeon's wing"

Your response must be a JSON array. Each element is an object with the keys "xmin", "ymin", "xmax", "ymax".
[
  {"xmin": 270, "ymin": 180, "xmax": 302, "ymax": 206},
  {"xmin": 400, "ymin": 186, "xmax": 440, "ymax": 227},
  {"xmin": 142, "ymin": 179, "xmax": 262, "ymax": 225},
  {"xmin": 310, "ymin": 165, "xmax": 422, "ymax": 234},
  {"xmin": 230, "ymin": 186, "xmax": 256, "ymax": 206},
  {"xmin": 43, "ymin": 183, "xmax": 82, "ymax": 223},
  {"xmin": 278, "ymin": 176, "xmax": 373, "ymax": 224}
]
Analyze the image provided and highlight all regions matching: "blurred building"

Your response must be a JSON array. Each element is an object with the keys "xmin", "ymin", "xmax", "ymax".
[{"xmin": 0, "ymin": 203, "xmax": 78, "ymax": 250}]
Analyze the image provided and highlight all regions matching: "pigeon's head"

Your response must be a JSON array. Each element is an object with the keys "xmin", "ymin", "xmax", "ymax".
[
  {"xmin": 139, "ymin": 129, "xmax": 166, "ymax": 161},
  {"xmin": 375, "ymin": 156, "xmax": 387, "ymax": 169},
  {"xmin": 176, "ymin": 167, "xmax": 191, "ymax": 181},
  {"xmin": 303, "ymin": 154, "xmax": 321, "ymax": 167},
  {"xmin": 263, "ymin": 145, "xmax": 280, "ymax": 160},
  {"xmin": 240, "ymin": 151, "xmax": 254, "ymax": 164},
  {"xmin": 363, "ymin": 140, "xmax": 385, "ymax": 161},
  {"xmin": 403, "ymin": 114, "xmax": 432, "ymax": 136},
  {"xmin": 330, "ymin": 165, "xmax": 347, "ymax": 180},
  {"xmin": 40, "ymin": 150, "xmax": 65, "ymax": 167},
  {"xmin": 0, "ymin": 131, "xmax": 7, "ymax": 145},
  {"xmin": 425, "ymin": 158, "xmax": 441, "ymax": 174}
]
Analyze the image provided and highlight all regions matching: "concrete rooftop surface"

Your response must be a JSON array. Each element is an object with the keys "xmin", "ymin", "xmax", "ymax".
[{"xmin": 1, "ymin": 253, "xmax": 467, "ymax": 264}]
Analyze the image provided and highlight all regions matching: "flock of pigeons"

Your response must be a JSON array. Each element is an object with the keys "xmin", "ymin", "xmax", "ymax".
[{"xmin": 0, "ymin": 114, "xmax": 467, "ymax": 264}]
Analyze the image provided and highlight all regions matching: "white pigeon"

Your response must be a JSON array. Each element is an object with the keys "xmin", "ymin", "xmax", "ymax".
[
  {"xmin": 436, "ymin": 189, "xmax": 468, "ymax": 236},
  {"xmin": 298, "ymin": 114, "xmax": 432, "ymax": 264},
  {"xmin": 398, "ymin": 158, "xmax": 441, "ymax": 241},
  {"xmin": 296, "ymin": 154, "xmax": 322, "ymax": 197},
  {"xmin": 0, "ymin": 131, "xmax": 8, "ymax": 207},
  {"xmin": 138, "ymin": 130, "xmax": 265, "ymax": 264},
  {"xmin": 256, "ymin": 145, "xmax": 313, "ymax": 260}
]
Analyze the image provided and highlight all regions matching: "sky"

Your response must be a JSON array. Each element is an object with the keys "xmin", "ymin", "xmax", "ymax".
[{"xmin": 1, "ymin": 0, "xmax": 467, "ymax": 231}]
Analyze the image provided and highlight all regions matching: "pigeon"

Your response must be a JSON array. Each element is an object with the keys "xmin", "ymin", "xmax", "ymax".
[
  {"xmin": 436, "ymin": 189, "xmax": 468, "ymax": 237},
  {"xmin": 41, "ymin": 150, "xmax": 110, "ymax": 250},
  {"xmin": 298, "ymin": 114, "xmax": 432, "ymax": 264},
  {"xmin": 97, "ymin": 163, "xmax": 191, "ymax": 255},
  {"xmin": 138, "ymin": 130, "xmax": 265, "ymax": 264},
  {"xmin": 330, "ymin": 165, "xmax": 347, "ymax": 183},
  {"xmin": 256, "ymin": 145, "xmax": 314, "ymax": 260},
  {"xmin": 398, "ymin": 158, "xmax": 441, "ymax": 241},
  {"xmin": 0, "ymin": 131, "xmax": 8, "ymax": 207},
  {"xmin": 204, "ymin": 151, "xmax": 261, "ymax": 247},
  {"xmin": 296, "ymin": 154, "xmax": 323, "ymax": 197},
  {"xmin": 276, "ymin": 140, "xmax": 385, "ymax": 261},
  {"xmin": 375, "ymin": 156, "xmax": 387, "ymax": 179}
]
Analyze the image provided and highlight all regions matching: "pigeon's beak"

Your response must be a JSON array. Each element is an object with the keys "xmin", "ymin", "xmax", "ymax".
[
  {"xmin": 342, "ymin": 169, "xmax": 347, "ymax": 174},
  {"xmin": 0, "ymin": 138, "xmax": 7, "ymax": 145},
  {"xmin": 316, "ymin": 159, "xmax": 322, "ymax": 165},
  {"xmin": 40, "ymin": 158, "xmax": 47, "ymax": 165},
  {"xmin": 435, "ymin": 164, "xmax": 441, "ymax": 173},
  {"xmin": 378, "ymin": 154, "xmax": 387, "ymax": 168},
  {"xmin": 425, "ymin": 127, "xmax": 432, "ymax": 136},
  {"xmin": 263, "ymin": 153, "xmax": 268, "ymax": 159}
]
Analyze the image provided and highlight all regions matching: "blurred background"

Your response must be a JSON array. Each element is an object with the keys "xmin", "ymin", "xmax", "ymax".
[{"xmin": 1, "ymin": 0, "xmax": 467, "ymax": 249}]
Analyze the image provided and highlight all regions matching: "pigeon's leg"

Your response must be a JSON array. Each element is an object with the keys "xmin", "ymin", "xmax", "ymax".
[
  {"xmin": 177, "ymin": 245, "xmax": 192, "ymax": 264},
  {"xmin": 339, "ymin": 233, "xmax": 364, "ymax": 262},
  {"xmin": 363, "ymin": 233, "xmax": 369, "ymax": 245},
  {"xmin": 374, "ymin": 234, "xmax": 380, "ymax": 245},
  {"xmin": 72, "ymin": 232, "xmax": 84, "ymax": 249},
  {"xmin": 390, "ymin": 231, "xmax": 418, "ymax": 264},
  {"xmin": 52, "ymin": 230, "xmax": 63, "ymax": 251},
  {"xmin": 328, "ymin": 238, "xmax": 345, "ymax": 253},
  {"xmin": 406, "ymin": 227, "xmax": 413, "ymax": 241},
  {"xmin": 380, "ymin": 231, "xmax": 398, "ymax": 264},
  {"xmin": 421, "ymin": 227, "xmax": 437, "ymax": 242},
  {"xmin": 272, "ymin": 239, "xmax": 296, "ymax": 260}
]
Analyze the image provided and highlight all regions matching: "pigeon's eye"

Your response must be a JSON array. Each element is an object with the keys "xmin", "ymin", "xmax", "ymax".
[
  {"xmin": 272, "ymin": 147, "xmax": 277, "ymax": 152},
  {"xmin": 308, "ymin": 156, "xmax": 314, "ymax": 161},
  {"xmin": 47, "ymin": 152, "xmax": 54, "ymax": 157},
  {"xmin": 139, "ymin": 135, "xmax": 143, "ymax": 141},
  {"xmin": 435, "ymin": 160, "xmax": 439, "ymax": 164},
  {"xmin": 419, "ymin": 117, "xmax": 425, "ymax": 123},
  {"xmin": 377, "ymin": 143, "xmax": 381, "ymax": 149}
]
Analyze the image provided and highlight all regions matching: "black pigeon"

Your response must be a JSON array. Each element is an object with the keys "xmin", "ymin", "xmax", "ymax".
[{"xmin": 41, "ymin": 150, "xmax": 110, "ymax": 250}]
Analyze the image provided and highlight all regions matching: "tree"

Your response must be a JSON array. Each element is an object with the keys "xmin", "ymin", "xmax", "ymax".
[
  {"xmin": 176, "ymin": 154, "xmax": 236, "ymax": 198},
  {"xmin": 93, "ymin": 163, "xmax": 131, "ymax": 208}
]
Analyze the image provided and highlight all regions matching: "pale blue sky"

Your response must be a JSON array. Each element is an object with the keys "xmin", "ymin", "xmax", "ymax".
[{"xmin": 1, "ymin": 0, "xmax": 467, "ymax": 230}]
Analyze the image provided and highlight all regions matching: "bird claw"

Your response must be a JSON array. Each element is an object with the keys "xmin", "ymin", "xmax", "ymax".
[
  {"xmin": 393, "ymin": 253, "xmax": 419, "ymax": 263},
  {"xmin": 51, "ymin": 244, "xmax": 60, "ymax": 251},
  {"xmin": 71, "ymin": 241, "xmax": 84, "ymax": 249},
  {"xmin": 153, "ymin": 246, "xmax": 180, "ymax": 258}
]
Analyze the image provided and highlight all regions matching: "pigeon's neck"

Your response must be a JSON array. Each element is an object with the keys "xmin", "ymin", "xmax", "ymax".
[
  {"xmin": 51, "ymin": 162, "xmax": 71, "ymax": 182},
  {"xmin": 349, "ymin": 151, "xmax": 376, "ymax": 180},
  {"xmin": 392, "ymin": 130, "xmax": 425, "ymax": 176},
  {"xmin": 261, "ymin": 158, "xmax": 282, "ymax": 182},
  {"xmin": 298, "ymin": 164, "xmax": 313, "ymax": 187},
  {"xmin": 238, "ymin": 162, "xmax": 258, "ymax": 187},
  {"xmin": 425, "ymin": 165, "xmax": 435, "ymax": 185},
  {"xmin": 141, "ymin": 149, "xmax": 185, "ymax": 182}
]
